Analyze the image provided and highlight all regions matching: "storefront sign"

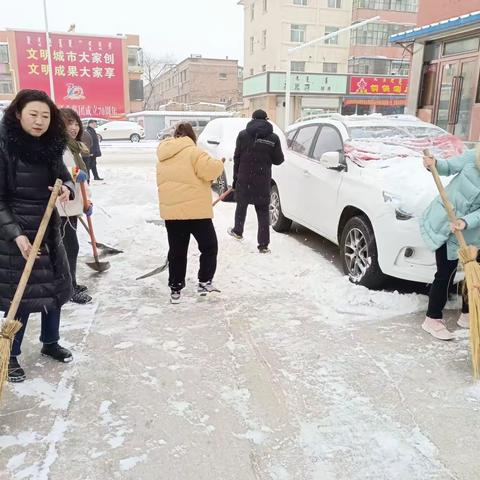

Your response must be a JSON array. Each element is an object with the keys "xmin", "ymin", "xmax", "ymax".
[
  {"xmin": 269, "ymin": 73, "xmax": 347, "ymax": 95},
  {"xmin": 349, "ymin": 76, "xmax": 408, "ymax": 95},
  {"xmin": 15, "ymin": 31, "xmax": 125, "ymax": 117}
]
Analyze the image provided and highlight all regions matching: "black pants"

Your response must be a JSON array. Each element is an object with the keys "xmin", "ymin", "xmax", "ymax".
[
  {"xmin": 234, "ymin": 201, "xmax": 270, "ymax": 248},
  {"xmin": 165, "ymin": 219, "xmax": 218, "ymax": 291},
  {"xmin": 427, "ymin": 243, "xmax": 468, "ymax": 319},
  {"xmin": 10, "ymin": 308, "xmax": 61, "ymax": 357},
  {"xmin": 61, "ymin": 216, "xmax": 79, "ymax": 289},
  {"xmin": 86, "ymin": 156, "xmax": 101, "ymax": 180}
]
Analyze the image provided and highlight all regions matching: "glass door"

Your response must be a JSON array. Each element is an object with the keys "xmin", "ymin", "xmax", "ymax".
[
  {"xmin": 435, "ymin": 58, "xmax": 478, "ymax": 139},
  {"xmin": 436, "ymin": 62, "xmax": 457, "ymax": 132},
  {"xmin": 454, "ymin": 60, "xmax": 477, "ymax": 139}
]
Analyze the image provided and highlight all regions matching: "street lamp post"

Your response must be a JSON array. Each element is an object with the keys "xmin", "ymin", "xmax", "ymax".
[
  {"xmin": 43, "ymin": 0, "xmax": 55, "ymax": 101},
  {"xmin": 284, "ymin": 16, "xmax": 380, "ymax": 129}
]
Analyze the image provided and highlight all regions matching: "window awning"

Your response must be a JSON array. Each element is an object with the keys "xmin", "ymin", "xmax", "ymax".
[{"xmin": 389, "ymin": 10, "xmax": 480, "ymax": 43}]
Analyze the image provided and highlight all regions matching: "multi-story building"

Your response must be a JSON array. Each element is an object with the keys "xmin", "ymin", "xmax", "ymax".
[
  {"xmin": 240, "ymin": 0, "xmax": 417, "ymax": 126},
  {"xmin": 391, "ymin": 2, "xmax": 480, "ymax": 142},
  {"xmin": 346, "ymin": 0, "xmax": 417, "ymax": 114},
  {"xmin": 146, "ymin": 56, "xmax": 242, "ymax": 110},
  {"xmin": 240, "ymin": 0, "xmax": 354, "ymax": 125},
  {"xmin": 0, "ymin": 29, "xmax": 143, "ymax": 117}
]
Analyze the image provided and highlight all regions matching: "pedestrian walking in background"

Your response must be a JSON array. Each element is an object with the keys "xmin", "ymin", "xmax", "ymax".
[
  {"xmin": 156, "ymin": 122, "xmax": 224, "ymax": 304},
  {"xmin": 227, "ymin": 109, "xmax": 284, "ymax": 253},
  {"xmin": 0, "ymin": 89, "xmax": 76, "ymax": 382},
  {"xmin": 85, "ymin": 120, "xmax": 103, "ymax": 181},
  {"xmin": 81, "ymin": 123, "xmax": 93, "ymax": 180},
  {"xmin": 59, "ymin": 108, "xmax": 93, "ymax": 304},
  {"xmin": 421, "ymin": 148, "xmax": 480, "ymax": 340}
]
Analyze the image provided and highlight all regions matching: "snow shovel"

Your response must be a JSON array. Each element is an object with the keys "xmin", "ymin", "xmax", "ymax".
[
  {"xmin": 137, "ymin": 188, "xmax": 234, "ymax": 280},
  {"xmin": 425, "ymin": 148, "xmax": 480, "ymax": 377},
  {"xmin": 0, "ymin": 180, "xmax": 63, "ymax": 400},
  {"xmin": 79, "ymin": 182, "xmax": 110, "ymax": 273},
  {"xmin": 77, "ymin": 216, "xmax": 123, "ymax": 256}
]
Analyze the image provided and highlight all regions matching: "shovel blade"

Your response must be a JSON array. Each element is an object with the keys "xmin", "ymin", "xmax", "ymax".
[
  {"xmin": 90, "ymin": 241, "xmax": 123, "ymax": 255},
  {"xmin": 86, "ymin": 258, "xmax": 111, "ymax": 272}
]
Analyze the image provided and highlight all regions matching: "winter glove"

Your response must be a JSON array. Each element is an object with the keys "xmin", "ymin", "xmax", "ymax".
[
  {"xmin": 76, "ymin": 170, "xmax": 88, "ymax": 183},
  {"xmin": 84, "ymin": 202, "xmax": 93, "ymax": 217}
]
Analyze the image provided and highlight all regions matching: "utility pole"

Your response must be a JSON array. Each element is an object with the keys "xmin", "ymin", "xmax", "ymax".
[{"xmin": 43, "ymin": 0, "xmax": 55, "ymax": 101}]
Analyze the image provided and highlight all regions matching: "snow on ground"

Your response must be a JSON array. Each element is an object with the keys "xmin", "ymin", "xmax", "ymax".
[{"xmin": 1, "ymin": 154, "xmax": 479, "ymax": 479}]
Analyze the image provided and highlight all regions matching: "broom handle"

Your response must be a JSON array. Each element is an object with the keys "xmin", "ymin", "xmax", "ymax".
[
  {"xmin": 79, "ymin": 181, "xmax": 100, "ymax": 260},
  {"xmin": 423, "ymin": 149, "xmax": 468, "ymax": 250},
  {"xmin": 4, "ymin": 179, "xmax": 63, "ymax": 323}
]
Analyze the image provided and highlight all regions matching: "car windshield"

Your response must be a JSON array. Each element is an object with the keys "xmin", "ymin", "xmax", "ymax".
[
  {"xmin": 346, "ymin": 123, "xmax": 465, "ymax": 162},
  {"xmin": 348, "ymin": 124, "xmax": 445, "ymax": 140}
]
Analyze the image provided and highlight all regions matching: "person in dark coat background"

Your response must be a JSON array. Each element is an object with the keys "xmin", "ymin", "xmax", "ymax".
[
  {"xmin": 0, "ymin": 89, "xmax": 75, "ymax": 383},
  {"xmin": 85, "ymin": 120, "xmax": 103, "ymax": 181},
  {"xmin": 228, "ymin": 109, "xmax": 284, "ymax": 253}
]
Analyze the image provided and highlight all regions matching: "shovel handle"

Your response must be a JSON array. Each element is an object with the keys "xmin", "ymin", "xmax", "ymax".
[
  {"xmin": 79, "ymin": 182, "xmax": 100, "ymax": 260},
  {"xmin": 423, "ymin": 149, "xmax": 468, "ymax": 249},
  {"xmin": 5, "ymin": 180, "xmax": 63, "ymax": 323},
  {"xmin": 213, "ymin": 187, "xmax": 234, "ymax": 207}
]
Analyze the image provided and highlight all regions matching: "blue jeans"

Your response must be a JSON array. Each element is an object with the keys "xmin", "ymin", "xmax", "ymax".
[{"xmin": 10, "ymin": 308, "xmax": 61, "ymax": 357}]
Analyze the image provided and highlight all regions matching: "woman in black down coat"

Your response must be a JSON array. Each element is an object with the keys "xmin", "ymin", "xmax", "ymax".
[{"xmin": 0, "ymin": 90, "xmax": 75, "ymax": 383}]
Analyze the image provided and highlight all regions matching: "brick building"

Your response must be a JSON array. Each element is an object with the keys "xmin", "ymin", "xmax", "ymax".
[{"xmin": 146, "ymin": 56, "xmax": 242, "ymax": 110}]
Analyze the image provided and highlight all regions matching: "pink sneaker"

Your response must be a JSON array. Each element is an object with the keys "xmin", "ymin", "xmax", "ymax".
[
  {"xmin": 457, "ymin": 313, "xmax": 470, "ymax": 329},
  {"xmin": 422, "ymin": 317, "xmax": 454, "ymax": 340}
]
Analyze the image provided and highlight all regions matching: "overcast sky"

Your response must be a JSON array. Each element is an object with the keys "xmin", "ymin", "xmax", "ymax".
[{"xmin": 1, "ymin": 0, "xmax": 244, "ymax": 64}]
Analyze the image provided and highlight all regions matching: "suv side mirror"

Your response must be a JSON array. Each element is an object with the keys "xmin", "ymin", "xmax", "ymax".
[{"xmin": 319, "ymin": 151, "xmax": 345, "ymax": 171}]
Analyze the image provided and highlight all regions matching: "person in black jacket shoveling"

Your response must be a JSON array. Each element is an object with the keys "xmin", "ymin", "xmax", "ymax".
[{"xmin": 227, "ymin": 110, "xmax": 284, "ymax": 253}]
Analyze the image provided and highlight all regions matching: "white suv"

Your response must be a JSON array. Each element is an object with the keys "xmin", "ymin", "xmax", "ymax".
[{"xmin": 271, "ymin": 114, "xmax": 466, "ymax": 288}]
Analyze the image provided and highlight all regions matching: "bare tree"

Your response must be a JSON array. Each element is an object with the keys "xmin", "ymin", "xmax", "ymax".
[{"xmin": 143, "ymin": 53, "xmax": 176, "ymax": 110}]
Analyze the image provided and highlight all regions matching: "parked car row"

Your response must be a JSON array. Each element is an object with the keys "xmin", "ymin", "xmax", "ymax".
[{"xmin": 199, "ymin": 114, "xmax": 467, "ymax": 289}]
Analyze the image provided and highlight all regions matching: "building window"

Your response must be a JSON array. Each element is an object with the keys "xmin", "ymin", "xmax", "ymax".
[
  {"xmin": 262, "ymin": 30, "xmax": 267, "ymax": 49},
  {"xmin": 328, "ymin": 0, "xmax": 342, "ymax": 7},
  {"xmin": 219, "ymin": 73, "xmax": 227, "ymax": 80},
  {"xmin": 348, "ymin": 57, "xmax": 410, "ymax": 75},
  {"xmin": 293, "ymin": 0, "xmax": 308, "ymax": 5},
  {"xmin": 250, "ymin": 2, "xmax": 255, "ymax": 20},
  {"xmin": 262, "ymin": 64, "xmax": 267, "ymax": 72},
  {"xmin": 0, "ymin": 74, "xmax": 13, "ymax": 94},
  {"xmin": 323, "ymin": 62, "xmax": 338, "ymax": 73},
  {"xmin": 353, "ymin": 0, "xmax": 418, "ymax": 13},
  {"xmin": 250, "ymin": 68, "xmax": 254, "ymax": 76},
  {"xmin": 325, "ymin": 27, "xmax": 339, "ymax": 45},
  {"xmin": 291, "ymin": 61, "xmax": 306, "ymax": 72},
  {"xmin": 0, "ymin": 45, "xmax": 9, "ymax": 64},
  {"xmin": 351, "ymin": 22, "xmax": 411, "ymax": 47},
  {"xmin": 263, "ymin": 0, "xmax": 268, "ymax": 12},
  {"xmin": 291, "ymin": 24, "xmax": 306, "ymax": 43},
  {"xmin": 250, "ymin": 36, "xmax": 254, "ymax": 54},
  {"xmin": 127, "ymin": 47, "xmax": 143, "ymax": 68},
  {"xmin": 129, "ymin": 79, "xmax": 144, "ymax": 101}
]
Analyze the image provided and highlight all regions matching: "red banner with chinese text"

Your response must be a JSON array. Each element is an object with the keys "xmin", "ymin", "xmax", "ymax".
[
  {"xmin": 349, "ymin": 76, "xmax": 408, "ymax": 96},
  {"xmin": 15, "ymin": 31, "xmax": 125, "ymax": 118}
]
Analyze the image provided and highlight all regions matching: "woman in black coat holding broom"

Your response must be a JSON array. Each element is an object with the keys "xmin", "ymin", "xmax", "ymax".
[{"xmin": 0, "ymin": 89, "xmax": 75, "ymax": 383}]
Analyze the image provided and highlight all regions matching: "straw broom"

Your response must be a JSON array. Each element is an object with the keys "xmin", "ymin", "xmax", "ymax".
[
  {"xmin": 0, "ymin": 179, "xmax": 63, "ymax": 400},
  {"xmin": 424, "ymin": 148, "xmax": 480, "ymax": 377}
]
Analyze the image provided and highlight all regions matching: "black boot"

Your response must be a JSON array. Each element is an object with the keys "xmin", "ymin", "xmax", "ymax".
[
  {"xmin": 8, "ymin": 356, "xmax": 26, "ymax": 383},
  {"xmin": 41, "ymin": 343, "xmax": 73, "ymax": 363},
  {"xmin": 71, "ymin": 289, "xmax": 92, "ymax": 304}
]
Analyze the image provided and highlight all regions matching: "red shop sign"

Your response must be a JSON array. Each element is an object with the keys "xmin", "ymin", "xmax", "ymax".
[
  {"xmin": 15, "ymin": 31, "xmax": 125, "ymax": 117},
  {"xmin": 349, "ymin": 76, "xmax": 408, "ymax": 96}
]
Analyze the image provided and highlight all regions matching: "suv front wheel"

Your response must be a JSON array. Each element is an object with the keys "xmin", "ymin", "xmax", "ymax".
[{"xmin": 340, "ymin": 216, "xmax": 385, "ymax": 289}]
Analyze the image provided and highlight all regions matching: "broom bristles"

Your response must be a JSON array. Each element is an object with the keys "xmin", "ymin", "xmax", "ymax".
[
  {"xmin": 0, "ymin": 319, "xmax": 23, "ymax": 400},
  {"xmin": 458, "ymin": 245, "xmax": 480, "ymax": 378}
]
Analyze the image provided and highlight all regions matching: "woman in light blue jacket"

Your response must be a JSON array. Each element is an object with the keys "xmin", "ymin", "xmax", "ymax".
[{"xmin": 420, "ymin": 148, "xmax": 480, "ymax": 340}]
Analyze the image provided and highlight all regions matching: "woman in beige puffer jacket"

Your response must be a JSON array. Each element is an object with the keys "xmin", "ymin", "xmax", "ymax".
[{"xmin": 156, "ymin": 123, "xmax": 224, "ymax": 303}]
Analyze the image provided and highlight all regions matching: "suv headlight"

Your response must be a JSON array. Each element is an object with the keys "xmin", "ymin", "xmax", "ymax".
[{"xmin": 383, "ymin": 191, "xmax": 413, "ymax": 220}]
